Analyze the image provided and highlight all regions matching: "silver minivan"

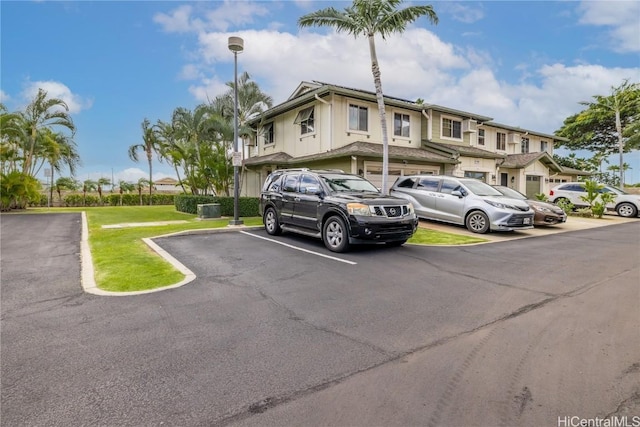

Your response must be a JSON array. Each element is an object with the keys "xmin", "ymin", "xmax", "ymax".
[{"xmin": 390, "ymin": 175, "xmax": 534, "ymax": 233}]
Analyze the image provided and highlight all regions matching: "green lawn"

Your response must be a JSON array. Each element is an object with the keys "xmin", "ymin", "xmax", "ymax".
[{"xmin": 29, "ymin": 206, "xmax": 485, "ymax": 293}]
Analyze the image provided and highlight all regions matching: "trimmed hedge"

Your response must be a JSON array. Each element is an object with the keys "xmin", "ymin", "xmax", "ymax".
[
  {"xmin": 175, "ymin": 194, "xmax": 259, "ymax": 217},
  {"xmin": 104, "ymin": 194, "xmax": 175, "ymax": 206}
]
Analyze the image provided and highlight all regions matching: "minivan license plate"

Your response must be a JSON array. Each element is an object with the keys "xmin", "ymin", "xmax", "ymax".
[{"xmin": 523, "ymin": 218, "xmax": 531, "ymax": 225}]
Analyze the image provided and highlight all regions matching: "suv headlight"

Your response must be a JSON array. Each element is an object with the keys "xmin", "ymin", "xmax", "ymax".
[
  {"xmin": 347, "ymin": 203, "xmax": 372, "ymax": 216},
  {"xmin": 407, "ymin": 202, "xmax": 415, "ymax": 215}
]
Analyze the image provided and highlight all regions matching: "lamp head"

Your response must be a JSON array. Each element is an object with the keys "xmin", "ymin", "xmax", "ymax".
[{"xmin": 228, "ymin": 36, "xmax": 244, "ymax": 53}]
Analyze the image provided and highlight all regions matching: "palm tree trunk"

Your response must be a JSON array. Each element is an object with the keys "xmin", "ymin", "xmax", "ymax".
[
  {"xmin": 368, "ymin": 34, "xmax": 389, "ymax": 195},
  {"xmin": 148, "ymin": 156, "xmax": 153, "ymax": 206}
]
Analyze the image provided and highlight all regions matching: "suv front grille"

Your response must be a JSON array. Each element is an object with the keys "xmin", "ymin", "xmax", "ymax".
[{"xmin": 373, "ymin": 205, "xmax": 407, "ymax": 218}]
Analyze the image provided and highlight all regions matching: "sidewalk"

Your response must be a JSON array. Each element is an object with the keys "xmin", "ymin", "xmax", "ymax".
[{"xmin": 418, "ymin": 214, "xmax": 637, "ymax": 243}]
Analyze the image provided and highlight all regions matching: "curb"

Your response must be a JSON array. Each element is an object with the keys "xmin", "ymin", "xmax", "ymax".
[{"xmin": 80, "ymin": 213, "xmax": 262, "ymax": 297}]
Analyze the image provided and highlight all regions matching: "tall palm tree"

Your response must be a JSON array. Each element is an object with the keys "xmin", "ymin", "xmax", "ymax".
[
  {"xmin": 299, "ymin": 0, "xmax": 438, "ymax": 194},
  {"xmin": 155, "ymin": 120, "xmax": 188, "ymax": 193},
  {"xmin": 20, "ymin": 88, "xmax": 76, "ymax": 175},
  {"xmin": 136, "ymin": 177, "xmax": 152, "ymax": 205},
  {"xmin": 212, "ymin": 73, "xmax": 274, "ymax": 194},
  {"xmin": 128, "ymin": 118, "xmax": 161, "ymax": 204},
  {"xmin": 54, "ymin": 176, "xmax": 79, "ymax": 204},
  {"xmin": 96, "ymin": 177, "xmax": 111, "ymax": 205}
]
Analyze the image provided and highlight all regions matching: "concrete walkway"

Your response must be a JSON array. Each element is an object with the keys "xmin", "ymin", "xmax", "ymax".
[{"xmin": 418, "ymin": 213, "xmax": 638, "ymax": 243}]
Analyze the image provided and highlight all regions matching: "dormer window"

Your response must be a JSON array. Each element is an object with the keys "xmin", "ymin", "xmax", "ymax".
[{"xmin": 294, "ymin": 106, "xmax": 314, "ymax": 134}]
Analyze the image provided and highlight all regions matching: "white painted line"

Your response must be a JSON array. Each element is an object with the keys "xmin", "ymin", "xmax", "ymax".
[{"xmin": 240, "ymin": 231, "xmax": 357, "ymax": 265}]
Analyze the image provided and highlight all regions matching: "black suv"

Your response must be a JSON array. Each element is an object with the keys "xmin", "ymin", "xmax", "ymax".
[{"xmin": 259, "ymin": 169, "xmax": 418, "ymax": 252}]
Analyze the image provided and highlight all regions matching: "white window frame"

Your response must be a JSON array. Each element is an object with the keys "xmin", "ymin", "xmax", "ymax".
[
  {"xmin": 348, "ymin": 103, "xmax": 369, "ymax": 133},
  {"xmin": 540, "ymin": 140, "xmax": 548, "ymax": 152},
  {"xmin": 478, "ymin": 128, "xmax": 485, "ymax": 146},
  {"xmin": 521, "ymin": 137, "xmax": 530, "ymax": 154},
  {"xmin": 393, "ymin": 112, "xmax": 410, "ymax": 138},
  {"xmin": 441, "ymin": 116, "xmax": 462, "ymax": 141},
  {"xmin": 496, "ymin": 132, "xmax": 506, "ymax": 151},
  {"xmin": 294, "ymin": 106, "xmax": 315, "ymax": 135}
]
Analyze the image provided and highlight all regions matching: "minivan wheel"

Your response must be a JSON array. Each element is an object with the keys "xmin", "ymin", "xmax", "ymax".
[
  {"xmin": 466, "ymin": 211, "xmax": 490, "ymax": 234},
  {"xmin": 264, "ymin": 207, "xmax": 282, "ymax": 235},
  {"xmin": 323, "ymin": 216, "xmax": 350, "ymax": 252},
  {"xmin": 616, "ymin": 202, "xmax": 638, "ymax": 218}
]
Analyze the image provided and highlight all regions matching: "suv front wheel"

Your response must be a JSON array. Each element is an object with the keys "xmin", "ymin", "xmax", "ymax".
[
  {"xmin": 264, "ymin": 207, "xmax": 282, "ymax": 235},
  {"xmin": 323, "ymin": 216, "xmax": 350, "ymax": 253}
]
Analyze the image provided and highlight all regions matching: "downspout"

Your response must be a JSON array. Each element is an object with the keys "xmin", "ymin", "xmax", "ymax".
[
  {"xmin": 422, "ymin": 109, "xmax": 432, "ymax": 141},
  {"xmin": 315, "ymin": 94, "xmax": 332, "ymax": 150}
]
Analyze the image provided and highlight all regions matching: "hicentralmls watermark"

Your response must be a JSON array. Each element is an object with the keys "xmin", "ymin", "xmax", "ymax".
[{"xmin": 558, "ymin": 416, "xmax": 640, "ymax": 427}]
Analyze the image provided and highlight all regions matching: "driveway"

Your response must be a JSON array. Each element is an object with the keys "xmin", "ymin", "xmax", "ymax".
[{"xmin": 1, "ymin": 213, "xmax": 638, "ymax": 426}]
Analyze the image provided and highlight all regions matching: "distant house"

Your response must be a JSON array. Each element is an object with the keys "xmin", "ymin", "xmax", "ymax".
[{"xmin": 154, "ymin": 177, "xmax": 181, "ymax": 193}]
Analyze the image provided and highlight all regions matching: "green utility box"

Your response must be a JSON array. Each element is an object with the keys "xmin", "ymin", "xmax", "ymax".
[{"xmin": 197, "ymin": 203, "xmax": 221, "ymax": 219}]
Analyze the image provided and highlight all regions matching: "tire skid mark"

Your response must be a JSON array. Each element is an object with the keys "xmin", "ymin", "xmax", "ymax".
[{"xmin": 427, "ymin": 326, "xmax": 498, "ymax": 427}]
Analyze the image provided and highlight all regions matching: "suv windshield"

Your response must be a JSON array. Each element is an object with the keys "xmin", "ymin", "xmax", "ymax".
[{"xmin": 321, "ymin": 174, "xmax": 379, "ymax": 193}]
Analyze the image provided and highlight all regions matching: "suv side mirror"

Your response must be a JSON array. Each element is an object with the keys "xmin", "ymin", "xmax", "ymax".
[
  {"xmin": 451, "ymin": 190, "xmax": 464, "ymax": 198},
  {"xmin": 305, "ymin": 186, "xmax": 324, "ymax": 196}
]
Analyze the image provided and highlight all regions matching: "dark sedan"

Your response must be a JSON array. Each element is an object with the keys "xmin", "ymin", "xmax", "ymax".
[{"xmin": 493, "ymin": 185, "xmax": 567, "ymax": 226}]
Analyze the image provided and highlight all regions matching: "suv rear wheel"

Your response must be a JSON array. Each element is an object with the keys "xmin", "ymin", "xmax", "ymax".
[
  {"xmin": 323, "ymin": 216, "xmax": 350, "ymax": 253},
  {"xmin": 264, "ymin": 207, "xmax": 282, "ymax": 235}
]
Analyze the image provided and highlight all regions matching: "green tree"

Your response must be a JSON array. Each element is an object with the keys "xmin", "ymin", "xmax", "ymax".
[
  {"xmin": 128, "ymin": 118, "xmax": 162, "ymax": 205},
  {"xmin": 19, "ymin": 89, "xmax": 76, "ymax": 176},
  {"xmin": 299, "ymin": 0, "xmax": 438, "ymax": 194},
  {"xmin": 155, "ymin": 121, "xmax": 188, "ymax": 193},
  {"xmin": 82, "ymin": 179, "xmax": 98, "ymax": 206},
  {"xmin": 54, "ymin": 176, "xmax": 79, "ymax": 203},
  {"xmin": 96, "ymin": 177, "xmax": 111, "ymax": 205},
  {"xmin": 0, "ymin": 170, "xmax": 41, "ymax": 210},
  {"xmin": 136, "ymin": 177, "xmax": 152, "ymax": 205},
  {"xmin": 117, "ymin": 180, "xmax": 135, "ymax": 206},
  {"xmin": 556, "ymin": 80, "xmax": 640, "ymax": 187}
]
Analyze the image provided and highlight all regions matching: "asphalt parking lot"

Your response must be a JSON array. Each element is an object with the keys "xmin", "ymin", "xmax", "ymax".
[{"xmin": 1, "ymin": 213, "xmax": 639, "ymax": 426}]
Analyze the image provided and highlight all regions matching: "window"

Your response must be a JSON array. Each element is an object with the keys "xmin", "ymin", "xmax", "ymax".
[
  {"xmin": 282, "ymin": 174, "xmax": 299, "ymax": 192},
  {"xmin": 521, "ymin": 137, "xmax": 530, "ymax": 154},
  {"xmin": 396, "ymin": 177, "xmax": 417, "ymax": 188},
  {"xmin": 540, "ymin": 140, "xmax": 548, "ymax": 152},
  {"xmin": 294, "ymin": 107, "xmax": 314, "ymax": 134},
  {"xmin": 440, "ymin": 179, "xmax": 462, "ymax": 194},
  {"xmin": 417, "ymin": 177, "xmax": 439, "ymax": 191},
  {"xmin": 299, "ymin": 174, "xmax": 321, "ymax": 194},
  {"xmin": 442, "ymin": 117, "xmax": 462, "ymax": 139},
  {"xmin": 478, "ymin": 129, "xmax": 485, "ymax": 146},
  {"xmin": 464, "ymin": 171, "xmax": 486, "ymax": 181},
  {"xmin": 496, "ymin": 132, "xmax": 506, "ymax": 151},
  {"xmin": 263, "ymin": 123, "xmax": 274, "ymax": 145},
  {"xmin": 394, "ymin": 113, "xmax": 410, "ymax": 137},
  {"xmin": 349, "ymin": 104, "xmax": 368, "ymax": 132}
]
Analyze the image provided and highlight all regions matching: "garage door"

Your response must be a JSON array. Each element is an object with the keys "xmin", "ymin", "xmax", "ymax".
[
  {"xmin": 365, "ymin": 162, "xmax": 439, "ymax": 190},
  {"xmin": 525, "ymin": 175, "xmax": 541, "ymax": 198}
]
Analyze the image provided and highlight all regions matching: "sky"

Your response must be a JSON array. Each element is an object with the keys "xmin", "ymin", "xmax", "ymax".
[{"xmin": 2, "ymin": 0, "xmax": 639, "ymax": 185}]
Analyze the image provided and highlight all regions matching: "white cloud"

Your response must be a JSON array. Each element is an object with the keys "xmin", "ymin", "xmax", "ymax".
[
  {"xmin": 21, "ymin": 81, "xmax": 93, "ymax": 114},
  {"xmin": 578, "ymin": 1, "xmax": 640, "ymax": 53},
  {"xmin": 0, "ymin": 90, "xmax": 10, "ymax": 103},
  {"xmin": 438, "ymin": 2, "xmax": 485, "ymax": 24},
  {"xmin": 154, "ymin": 1, "xmax": 271, "ymax": 33}
]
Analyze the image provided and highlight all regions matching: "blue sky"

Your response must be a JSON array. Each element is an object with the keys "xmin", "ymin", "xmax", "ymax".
[{"xmin": 2, "ymin": 0, "xmax": 639, "ymax": 184}]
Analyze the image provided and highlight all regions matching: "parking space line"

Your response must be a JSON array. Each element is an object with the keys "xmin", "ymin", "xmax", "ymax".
[{"xmin": 240, "ymin": 231, "xmax": 357, "ymax": 265}]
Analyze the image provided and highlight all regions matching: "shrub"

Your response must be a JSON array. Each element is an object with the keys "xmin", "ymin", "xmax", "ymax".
[
  {"xmin": 555, "ymin": 198, "xmax": 574, "ymax": 214},
  {"xmin": 174, "ymin": 194, "xmax": 259, "ymax": 216},
  {"xmin": 64, "ymin": 194, "xmax": 84, "ymax": 207},
  {"xmin": 535, "ymin": 193, "xmax": 549, "ymax": 202},
  {"xmin": 573, "ymin": 208, "xmax": 593, "ymax": 218}
]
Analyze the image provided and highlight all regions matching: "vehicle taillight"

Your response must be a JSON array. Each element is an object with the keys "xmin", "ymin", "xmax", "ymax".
[{"xmin": 549, "ymin": 190, "xmax": 554, "ymax": 196}]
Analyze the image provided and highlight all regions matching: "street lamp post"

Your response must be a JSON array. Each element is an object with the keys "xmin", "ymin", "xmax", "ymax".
[{"xmin": 228, "ymin": 36, "xmax": 244, "ymax": 226}]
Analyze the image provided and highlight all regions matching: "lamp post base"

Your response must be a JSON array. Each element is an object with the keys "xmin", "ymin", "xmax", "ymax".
[{"xmin": 228, "ymin": 219, "xmax": 244, "ymax": 226}]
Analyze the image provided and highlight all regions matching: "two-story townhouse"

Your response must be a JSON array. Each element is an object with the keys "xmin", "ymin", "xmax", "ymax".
[{"xmin": 243, "ymin": 81, "xmax": 586, "ymax": 198}]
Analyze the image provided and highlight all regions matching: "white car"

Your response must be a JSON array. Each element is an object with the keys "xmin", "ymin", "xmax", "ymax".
[{"xmin": 548, "ymin": 182, "xmax": 640, "ymax": 218}]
